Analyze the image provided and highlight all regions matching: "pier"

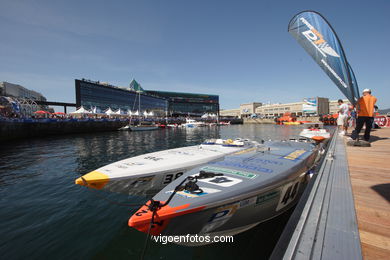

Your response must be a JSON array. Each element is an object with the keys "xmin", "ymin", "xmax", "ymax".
[
  {"xmin": 271, "ymin": 127, "xmax": 390, "ymax": 259},
  {"xmin": 346, "ymin": 128, "xmax": 390, "ymax": 259}
]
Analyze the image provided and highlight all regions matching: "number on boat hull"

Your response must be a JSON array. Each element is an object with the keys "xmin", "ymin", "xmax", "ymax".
[
  {"xmin": 276, "ymin": 179, "xmax": 301, "ymax": 211},
  {"xmin": 162, "ymin": 172, "xmax": 184, "ymax": 185}
]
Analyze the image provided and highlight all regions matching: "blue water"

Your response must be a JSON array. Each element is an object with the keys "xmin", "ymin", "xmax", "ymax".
[{"xmin": 0, "ymin": 124, "xmax": 315, "ymax": 260}]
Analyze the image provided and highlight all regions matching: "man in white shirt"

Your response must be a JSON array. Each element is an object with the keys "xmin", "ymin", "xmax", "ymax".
[{"xmin": 337, "ymin": 99, "xmax": 349, "ymax": 135}]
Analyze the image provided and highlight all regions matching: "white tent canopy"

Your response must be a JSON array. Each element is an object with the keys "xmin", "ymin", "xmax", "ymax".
[
  {"xmin": 71, "ymin": 106, "xmax": 91, "ymax": 114},
  {"xmin": 105, "ymin": 107, "xmax": 115, "ymax": 115},
  {"xmin": 115, "ymin": 108, "xmax": 126, "ymax": 115}
]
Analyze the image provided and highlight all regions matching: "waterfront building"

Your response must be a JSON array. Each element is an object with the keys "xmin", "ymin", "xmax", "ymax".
[
  {"xmin": 219, "ymin": 108, "xmax": 240, "ymax": 117},
  {"xmin": 239, "ymin": 102, "xmax": 262, "ymax": 118},
  {"xmin": 254, "ymin": 97, "xmax": 329, "ymax": 117},
  {"xmin": 145, "ymin": 90, "xmax": 219, "ymax": 116},
  {"xmin": 75, "ymin": 79, "xmax": 219, "ymax": 117},
  {"xmin": 0, "ymin": 81, "xmax": 46, "ymax": 101},
  {"xmin": 0, "ymin": 81, "xmax": 48, "ymax": 116},
  {"xmin": 75, "ymin": 79, "xmax": 168, "ymax": 116}
]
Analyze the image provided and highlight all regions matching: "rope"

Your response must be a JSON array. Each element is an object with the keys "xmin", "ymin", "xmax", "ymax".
[{"xmin": 140, "ymin": 208, "xmax": 157, "ymax": 260}]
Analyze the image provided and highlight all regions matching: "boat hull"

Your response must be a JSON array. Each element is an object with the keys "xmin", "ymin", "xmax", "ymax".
[
  {"xmin": 76, "ymin": 139, "xmax": 258, "ymax": 195},
  {"xmin": 129, "ymin": 140, "xmax": 320, "ymax": 243}
]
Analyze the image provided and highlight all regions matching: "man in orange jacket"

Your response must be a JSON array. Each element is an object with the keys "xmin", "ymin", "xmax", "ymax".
[{"xmin": 351, "ymin": 89, "xmax": 377, "ymax": 141}]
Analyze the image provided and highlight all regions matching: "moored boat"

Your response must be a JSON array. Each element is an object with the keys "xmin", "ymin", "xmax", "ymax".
[
  {"xmin": 75, "ymin": 138, "xmax": 260, "ymax": 195},
  {"xmin": 299, "ymin": 126, "xmax": 331, "ymax": 142},
  {"xmin": 128, "ymin": 140, "xmax": 320, "ymax": 244}
]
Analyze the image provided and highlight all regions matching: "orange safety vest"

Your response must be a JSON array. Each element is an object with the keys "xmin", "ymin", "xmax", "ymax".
[{"xmin": 358, "ymin": 95, "xmax": 377, "ymax": 117}]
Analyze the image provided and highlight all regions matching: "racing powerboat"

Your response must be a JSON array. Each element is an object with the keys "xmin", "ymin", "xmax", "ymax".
[
  {"xmin": 128, "ymin": 140, "xmax": 320, "ymax": 244},
  {"xmin": 75, "ymin": 138, "xmax": 260, "ymax": 195}
]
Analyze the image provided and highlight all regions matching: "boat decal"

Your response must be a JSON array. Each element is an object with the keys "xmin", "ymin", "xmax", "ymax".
[
  {"xmin": 200, "ymin": 203, "xmax": 239, "ymax": 233},
  {"xmin": 144, "ymin": 156, "xmax": 163, "ymax": 161},
  {"xmin": 162, "ymin": 172, "xmax": 184, "ymax": 185},
  {"xmin": 196, "ymin": 175, "xmax": 242, "ymax": 187},
  {"xmin": 208, "ymin": 160, "xmax": 273, "ymax": 174},
  {"xmin": 233, "ymin": 147, "xmax": 257, "ymax": 155},
  {"xmin": 130, "ymin": 176, "xmax": 154, "ymax": 186},
  {"xmin": 201, "ymin": 166, "xmax": 259, "ymax": 179},
  {"xmin": 239, "ymin": 197, "xmax": 257, "ymax": 208},
  {"xmin": 122, "ymin": 162, "xmax": 144, "ymax": 166},
  {"xmin": 280, "ymin": 149, "xmax": 307, "ymax": 161},
  {"xmin": 167, "ymin": 150, "xmax": 195, "ymax": 156},
  {"xmin": 228, "ymin": 156, "xmax": 283, "ymax": 166},
  {"xmin": 115, "ymin": 164, "xmax": 128, "ymax": 169},
  {"xmin": 276, "ymin": 179, "xmax": 301, "ymax": 211},
  {"xmin": 166, "ymin": 187, "xmax": 221, "ymax": 198},
  {"xmin": 255, "ymin": 191, "xmax": 279, "ymax": 206}
]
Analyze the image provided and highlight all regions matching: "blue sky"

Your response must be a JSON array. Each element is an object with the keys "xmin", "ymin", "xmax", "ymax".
[{"xmin": 0, "ymin": 0, "xmax": 389, "ymax": 110}]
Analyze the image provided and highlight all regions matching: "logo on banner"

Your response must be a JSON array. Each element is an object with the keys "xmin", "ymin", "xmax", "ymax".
[{"xmin": 300, "ymin": 17, "xmax": 340, "ymax": 58}]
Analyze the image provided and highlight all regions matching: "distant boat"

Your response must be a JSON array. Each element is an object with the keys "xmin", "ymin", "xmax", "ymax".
[
  {"xmin": 300, "ymin": 128, "xmax": 330, "ymax": 142},
  {"xmin": 130, "ymin": 124, "xmax": 159, "ymax": 131},
  {"xmin": 181, "ymin": 118, "xmax": 206, "ymax": 128}
]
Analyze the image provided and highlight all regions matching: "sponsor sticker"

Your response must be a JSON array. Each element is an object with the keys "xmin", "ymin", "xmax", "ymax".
[
  {"xmin": 196, "ymin": 175, "xmax": 242, "ymax": 187},
  {"xmin": 166, "ymin": 187, "xmax": 221, "ymax": 198},
  {"xmin": 255, "ymin": 191, "xmax": 279, "ymax": 206},
  {"xmin": 201, "ymin": 166, "xmax": 258, "ymax": 179},
  {"xmin": 234, "ymin": 147, "xmax": 257, "ymax": 155},
  {"xmin": 239, "ymin": 197, "xmax": 257, "ymax": 208},
  {"xmin": 201, "ymin": 203, "xmax": 239, "ymax": 233},
  {"xmin": 281, "ymin": 149, "xmax": 307, "ymax": 161}
]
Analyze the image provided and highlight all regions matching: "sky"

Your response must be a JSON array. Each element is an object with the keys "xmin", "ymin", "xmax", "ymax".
[{"xmin": 0, "ymin": 0, "xmax": 389, "ymax": 111}]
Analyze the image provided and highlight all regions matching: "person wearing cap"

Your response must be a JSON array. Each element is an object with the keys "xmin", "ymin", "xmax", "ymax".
[
  {"xmin": 351, "ymin": 88, "xmax": 377, "ymax": 141},
  {"xmin": 337, "ymin": 99, "xmax": 349, "ymax": 135}
]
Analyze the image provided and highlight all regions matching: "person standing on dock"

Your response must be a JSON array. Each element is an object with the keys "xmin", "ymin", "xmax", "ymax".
[
  {"xmin": 351, "ymin": 89, "xmax": 377, "ymax": 141},
  {"xmin": 337, "ymin": 99, "xmax": 349, "ymax": 136}
]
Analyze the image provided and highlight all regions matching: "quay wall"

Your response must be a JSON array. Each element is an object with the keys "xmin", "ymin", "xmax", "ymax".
[
  {"xmin": 0, "ymin": 119, "xmax": 128, "ymax": 142},
  {"xmin": 244, "ymin": 116, "xmax": 321, "ymax": 124}
]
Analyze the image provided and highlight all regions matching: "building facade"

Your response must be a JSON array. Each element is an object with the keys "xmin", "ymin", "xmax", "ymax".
[
  {"xmin": 255, "ymin": 97, "xmax": 329, "ymax": 117},
  {"xmin": 239, "ymin": 102, "xmax": 262, "ymax": 117},
  {"xmin": 75, "ymin": 79, "xmax": 168, "ymax": 116},
  {"xmin": 75, "ymin": 79, "xmax": 220, "ymax": 117},
  {"xmin": 0, "ymin": 82, "xmax": 46, "ymax": 101},
  {"xmin": 145, "ymin": 90, "xmax": 219, "ymax": 116}
]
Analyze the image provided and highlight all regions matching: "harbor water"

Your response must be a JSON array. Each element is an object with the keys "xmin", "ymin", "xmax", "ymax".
[{"xmin": 0, "ymin": 124, "xmax": 322, "ymax": 260}]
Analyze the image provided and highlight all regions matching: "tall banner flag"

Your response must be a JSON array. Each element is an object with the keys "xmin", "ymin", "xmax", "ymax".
[{"xmin": 288, "ymin": 11, "xmax": 359, "ymax": 104}]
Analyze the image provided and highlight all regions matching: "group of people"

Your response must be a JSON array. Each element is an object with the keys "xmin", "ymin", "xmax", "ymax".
[{"xmin": 337, "ymin": 88, "xmax": 377, "ymax": 142}]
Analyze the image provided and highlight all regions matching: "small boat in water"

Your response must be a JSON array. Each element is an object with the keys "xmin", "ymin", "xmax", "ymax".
[
  {"xmin": 128, "ymin": 140, "xmax": 321, "ymax": 244},
  {"xmin": 181, "ymin": 118, "xmax": 206, "ymax": 128},
  {"xmin": 75, "ymin": 138, "xmax": 260, "ymax": 195},
  {"xmin": 299, "ymin": 126, "xmax": 331, "ymax": 142}
]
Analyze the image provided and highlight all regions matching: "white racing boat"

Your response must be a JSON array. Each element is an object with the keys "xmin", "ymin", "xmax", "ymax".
[
  {"xmin": 75, "ymin": 138, "xmax": 260, "ymax": 195},
  {"xmin": 299, "ymin": 127, "xmax": 331, "ymax": 142}
]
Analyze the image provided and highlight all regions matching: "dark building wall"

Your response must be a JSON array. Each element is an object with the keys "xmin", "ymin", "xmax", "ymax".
[
  {"xmin": 75, "ymin": 80, "xmax": 168, "ymax": 115},
  {"xmin": 145, "ymin": 90, "xmax": 219, "ymax": 116}
]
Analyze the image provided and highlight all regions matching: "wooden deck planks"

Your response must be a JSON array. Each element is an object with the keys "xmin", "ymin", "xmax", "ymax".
[{"xmin": 345, "ymin": 127, "xmax": 390, "ymax": 260}]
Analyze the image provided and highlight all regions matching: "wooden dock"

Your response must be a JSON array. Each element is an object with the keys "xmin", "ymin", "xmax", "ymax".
[{"xmin": 346, "ymin": 127, "xmax": 390, "ymax": 260}]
